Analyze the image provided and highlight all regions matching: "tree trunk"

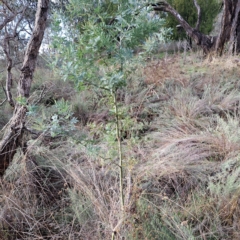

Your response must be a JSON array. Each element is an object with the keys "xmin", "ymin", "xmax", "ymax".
[
  {"xmin": 153, "ymin": 0, "xmax": 240, "ymax": 55},
  {"xmin": 152, "ymin": 1, "xmax": 216, "ymax": 54},
  {"xmin": 227, "ymin": 0, "xmax": 240, "ymax": 54},
  {"xmin": 0, "ymin": 0, "xmax": 49, "ymax": 176}
]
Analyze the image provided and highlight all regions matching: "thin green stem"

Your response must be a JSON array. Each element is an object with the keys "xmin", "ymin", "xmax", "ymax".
[
  {"xmin": 113, "ymin": 91, "xmax": 124, "ymax": 212},
  {"xmin": 111, "ymin": 232, "xmax": 115, "ymax": 240}
]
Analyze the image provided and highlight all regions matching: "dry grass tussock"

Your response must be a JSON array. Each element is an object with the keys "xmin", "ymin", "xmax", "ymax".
[
  {"xmin": 143, "ymin": 55, "xmax": 190, "ymax": 86},
  {"xmin": 1, "ymin": 52, "xmax": 240, "ymax": 239},
  {"xmin": 0, "ymin": 139, "xmax": 137, "ymax": 239},
  {"xmin": 205, "ymin": 55, "xmax": 240, "ymax": 72}
]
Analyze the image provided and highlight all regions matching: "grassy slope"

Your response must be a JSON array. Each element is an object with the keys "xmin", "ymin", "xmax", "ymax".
[{"xmin": 0, "ymin": 52, "xmax": 240, "ymax": 239}]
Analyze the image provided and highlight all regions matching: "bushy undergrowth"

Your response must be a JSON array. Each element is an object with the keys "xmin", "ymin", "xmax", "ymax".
[{"xmin": 1, "ymin": 53, "xmax": 240, "ymax": 239}]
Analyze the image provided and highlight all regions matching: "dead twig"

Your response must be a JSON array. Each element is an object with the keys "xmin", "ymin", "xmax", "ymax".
[
  {"xmin": 0, "ymin": 99, "xmax": 7, "ymax": 106},
  {"xmin": 3, "ymin": 29, "xmax": 14, "ymax": 107},
  {"xmin": 0, "ymin": 82, "xmax": 7, "ymax": 106}
]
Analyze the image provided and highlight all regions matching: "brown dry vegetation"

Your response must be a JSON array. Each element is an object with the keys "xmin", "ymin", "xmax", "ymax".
[{"xmin": 1, "ymin": 52, "xmax": 240, "ymax": 239}]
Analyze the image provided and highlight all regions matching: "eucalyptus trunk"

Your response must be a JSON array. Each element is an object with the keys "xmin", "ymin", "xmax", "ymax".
[{"xmin": 0, "ymin": 0, "xmax": 50, "ymax": 176}]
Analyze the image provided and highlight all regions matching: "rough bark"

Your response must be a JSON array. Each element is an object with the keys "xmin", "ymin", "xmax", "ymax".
[
  {"xmin": 215, "ymin": 0, "xmax": 234, "ymax": 55},
  {"xmin": 0, "ymin": 0, "xmax": 49, "ymax": 176},
  {"xmin": 228, "ymin": 1, "xmax": 240, "ymax": 54},
  {"xmin": 18, "ymin": 0, "xmax": 49, "ymax": 98}
]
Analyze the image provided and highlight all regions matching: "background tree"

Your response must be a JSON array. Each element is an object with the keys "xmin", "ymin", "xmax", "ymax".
[
  {"xmin": 0, "ymin": 0, "xmax": 49, "ymax": 175},
  {"xmin": 164, "ymin": 0, "xmax": 219, "ymax": 41},
  {"xmin": 153, "ymin": 0, "xmax": 240, "ymax": 55}
]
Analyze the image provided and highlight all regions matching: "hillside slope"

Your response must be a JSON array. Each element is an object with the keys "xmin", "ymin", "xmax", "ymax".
[{"xmin": 0, "ymin": 52, "xmax": 240, "ymax": 239}]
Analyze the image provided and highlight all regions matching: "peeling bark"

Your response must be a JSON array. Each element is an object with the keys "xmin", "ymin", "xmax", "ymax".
[
  {"xmin": 0, "ymin": 106, "xmax": 26, "ymax": 175},
  {"xmin": 19, "ymin": 0, "xmax": 49, "ymax": 98},
  {"xmin": 0, "ymin": 0, "xmax": 50, "ymax": 176}
]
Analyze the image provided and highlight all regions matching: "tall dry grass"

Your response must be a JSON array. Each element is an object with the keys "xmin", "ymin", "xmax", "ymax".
[{"xmin": 1, "ymin": 53, "xmax": 240, "ymax": 239}]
